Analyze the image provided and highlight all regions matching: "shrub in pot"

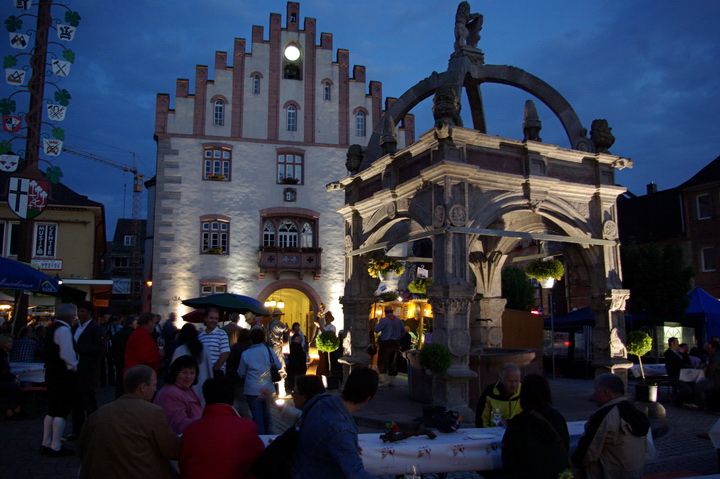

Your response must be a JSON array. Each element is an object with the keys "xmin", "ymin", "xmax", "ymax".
[
  {"xmin": 626, "ymin": 330, "xmax": 657, "ymax": 402},
  {"xmin": 419, "ymin": 343, "xmax": 452, "ymax": 375}
]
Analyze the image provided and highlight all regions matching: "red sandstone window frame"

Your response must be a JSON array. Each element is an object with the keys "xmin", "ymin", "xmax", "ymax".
[
  {"xmin": 259, "ymin": 215, "xmax": 317, "ymax": 250},
  {"xmin": 202, "ymin": 144, "xmax": 232, "ymax": 181},
  {"xmin": 354, "ymin": 107, "xmax": 368, "ymax": 137},
  {"xmin": 200, "ymin": 215, "xmax": 230, "ymax": 255}
]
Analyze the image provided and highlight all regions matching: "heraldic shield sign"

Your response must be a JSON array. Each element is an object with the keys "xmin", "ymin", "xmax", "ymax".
[{"xmin": 7, "ymin": 176, "xmax": 50, "ymax": 219}]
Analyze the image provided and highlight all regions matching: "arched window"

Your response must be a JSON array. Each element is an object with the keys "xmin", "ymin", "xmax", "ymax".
[
  {"xmin": 355, "ymin": 110, "xmax": 366, "ymax": 137},
  {"xmin": 301, "ymin": 222, "xmax": 313, "ymax": 248},
  {"xmin": 251, "ymin": 74, "xmax": 261, "ymax": 95},
  {"xmin": 322, "ymin": 81, "xmax": 332, "ymax": 101},
  {"xmin": 213, "ymin": 99, "xmax": 225, "ymax": 126},
  {"xmin": 278, "ymin": 219, "xmax": 298, "ymax": 248},
  {"xmin": 287, "ymin": 105, "xmax": 297, "ymax": 132},
  {"xmin": 263, "ymin": 221, "xmax": 275, "ymax": 247}
]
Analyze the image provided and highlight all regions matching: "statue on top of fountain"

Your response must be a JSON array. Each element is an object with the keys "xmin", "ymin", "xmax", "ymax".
[{"xmin": 454, "ymin": 1, "xmax": 483, "ymax": 52}]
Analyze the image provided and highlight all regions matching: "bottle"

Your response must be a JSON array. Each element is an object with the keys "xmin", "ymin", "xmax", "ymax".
[{"xmin": 491, "ymin": 408, "xmax": 503, "ymax": 427}]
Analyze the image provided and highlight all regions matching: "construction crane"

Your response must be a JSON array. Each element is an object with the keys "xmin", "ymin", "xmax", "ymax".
[{"xmin": 62, "ymin": 146, "xmax": 146, "ymax": 219}]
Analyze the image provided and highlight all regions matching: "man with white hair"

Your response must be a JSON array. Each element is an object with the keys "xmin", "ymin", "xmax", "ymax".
[
  {"xmin": 475, "ymin": 362, "xmax": 522, "ymax": 427},
  {"xmin": 41, "ymin": 303, "xmax": 78, "ymax": 456}
]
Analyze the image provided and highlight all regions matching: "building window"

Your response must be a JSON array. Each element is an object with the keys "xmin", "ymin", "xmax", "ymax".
[
  {"xmin": 278, "ymin": 219, "xmax": 299, "ymax": 248},
  {"xmin": 203, "ymin": 145, "xmax": 232, "ymax": 181},
  {"xmin": 701, "ymin": 247, "xmax": 717, "ymax": 272},
  {"xmin": 213, "ymin": 99, "xmax": 225, "ymax": 126},
  {"xmin": 301, "ymin": 222, "xmax": 313, "ymax": 248},
  {"xmin": 277, "ymin": 153, "xmax": 303, "ymax": 184},
  {"xmin": 34, "ymin": 223, "xmax": 58, "ymax": 258},
  {"xmin": 251, "ymin": 73, "xmax": 261, "ymax": 95},
  {"xmin": 201, "ymin": 219, "xmax": 229, "ymax": 254},
  {"xmin": 200, "ymin": 282, "xmax": 227, "ymax": 296},
  {"xmin": 259, "ymin": 215, "xmax": 317, "ymax": 250},
  {"xmin": 355, "ymin": 110, "xmax": 366, "ymax": 137},
  {"xmin": 322, "ymin": 81, "xmax": 332, "ymax": 101},
  {"xmin": 287, "ymin": 105, "xmax": 297, "ymax": 132},
  {"xmin": 123, "ymin": 235, "xmax": 136, "ymax": 247},
  {"xmin": 696, "ymin": 193, "xmax": 712, "ymax": 220},
  {"xmin": 263, "ymin": 221, "xmax": 275, "ymax": 247},
  {"xmin": 113, "ymin": 257, "xmax": 130, "ymax": 268},
  {"xmin": 0, "ymin": 221, "xmax": 19, "ymax": 256}
]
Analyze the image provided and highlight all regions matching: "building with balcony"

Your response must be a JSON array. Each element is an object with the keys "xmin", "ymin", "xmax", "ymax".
[{"xmin": 150, "ymin": 2, "xmax": 414, "ymax": 334}]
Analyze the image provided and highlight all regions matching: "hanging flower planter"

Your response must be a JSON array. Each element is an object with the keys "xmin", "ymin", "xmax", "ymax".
[{"xmin": 525, "ymin": 258, "xmax": 564, "ymax": 288}]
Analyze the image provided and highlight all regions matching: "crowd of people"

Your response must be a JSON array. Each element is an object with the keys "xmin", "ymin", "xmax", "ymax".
[
  {"xmin": 3, "ymin": 303, "xmax": 714, "ymax": 478},
  {"xmin": 663, "ymin": 335, "xmax": 720, "ymax": 408}
]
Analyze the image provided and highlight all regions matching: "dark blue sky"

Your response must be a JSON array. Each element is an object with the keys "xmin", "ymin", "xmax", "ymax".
[{"xmin": 4, "ymin": 1, "xmax": 719, "ymax": 236}]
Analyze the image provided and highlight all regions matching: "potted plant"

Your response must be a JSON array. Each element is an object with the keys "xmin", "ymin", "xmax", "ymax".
[
  {"xmin": 419, "ymin": 343, "xmax": 452, "ymax": 375},
  {"xmin": 367, "ymin": 257, "xmax": 404, "ymax": 279},
  {"xmin": 626, "ymin": 330, "xmax": 656, "ymax": 402},
  {"xmin": 408, "ymin": 278, "xmax": 432, "ymax": 296},
  {"xmin": 206, "ymin": 247, "xmax": 224, "ymax": 255},
  {"xmin": 207, "ymin": 173, "xmax": 226, "ymax": 181},
  {"xmin": 316, "ymin": 331, "xmax": 341, "ymax": 388},
  {"xmin": 525, "ymin": 258, "xmax": 564, "ymax": 288}
]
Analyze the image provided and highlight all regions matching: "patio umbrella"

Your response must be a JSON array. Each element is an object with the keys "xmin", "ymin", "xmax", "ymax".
[
  {"xmin": 181, "ymin": 293, "xmax": 270, "ymax": 316},
  {"xmin": 181, "ymin": 309, "xmax": 206, "ymax": 324},
  {"xmin": 0, "ymin": 257, "xmax": 60, "ymax": 293}
]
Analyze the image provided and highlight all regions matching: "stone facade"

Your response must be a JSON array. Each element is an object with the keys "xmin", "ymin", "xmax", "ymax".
[{"xmin": 149, "ymin": 2, "xmax": 414, "ymax": 328}]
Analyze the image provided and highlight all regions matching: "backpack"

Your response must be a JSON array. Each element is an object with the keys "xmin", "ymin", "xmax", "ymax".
[{"xmin": 252, "ymin": 395, "xmax": 326, "ymax": 479}]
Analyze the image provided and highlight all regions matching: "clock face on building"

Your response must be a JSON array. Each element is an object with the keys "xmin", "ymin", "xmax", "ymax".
[
  {"xmin": 284, "ymin": 45, "xmax": 300, "ymax": 61},
  {"xmin": 284, "ymin": 187, "xmax": 297, "ymax": 202}
]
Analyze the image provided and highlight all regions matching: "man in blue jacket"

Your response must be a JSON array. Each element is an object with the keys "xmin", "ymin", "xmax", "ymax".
[{"xmin": 293, "ymin": 367, "xmax": 378, "ymax": 478}]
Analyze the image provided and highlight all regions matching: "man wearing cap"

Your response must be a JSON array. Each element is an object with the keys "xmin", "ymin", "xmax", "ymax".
[
  {"xmin": 41, "ymin": 303, "xmax": 79, "ymax": 456},
  {"xmin": 374, "ymin": 306, "xmax": 404, "ymax": 386}
]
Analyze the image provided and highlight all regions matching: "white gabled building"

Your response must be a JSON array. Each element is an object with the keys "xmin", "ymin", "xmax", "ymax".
[{"xmin": 149, "ymin": 2, "xmax": 414, "ymax": 333}]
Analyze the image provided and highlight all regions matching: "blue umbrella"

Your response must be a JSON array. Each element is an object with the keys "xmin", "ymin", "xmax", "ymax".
[
  {"xmin": 0, "ymin": 257, "xmax": 60, "ymax": 293},
  {"xmin": 182, "ymin": 293, "xmax": 270, "ymax": 316}
]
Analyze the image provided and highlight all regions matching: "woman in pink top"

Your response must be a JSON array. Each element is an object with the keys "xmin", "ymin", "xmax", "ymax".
[{"xmin": 154, "ymin": 355, "xmax": 202, "ymax": 434}]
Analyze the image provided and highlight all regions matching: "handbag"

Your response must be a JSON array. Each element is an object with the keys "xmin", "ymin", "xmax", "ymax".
[{"xmin": 265, "ymin": 344, "xmax": 282, "ymax": 383}]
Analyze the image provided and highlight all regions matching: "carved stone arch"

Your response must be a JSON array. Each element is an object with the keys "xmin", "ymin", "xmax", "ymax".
[
  {"xmin": 362, "ymin": 63, "xmax": 593, "ymax": 170},
  {"xmin": 360, "ymin": 215, "xmax": 426, "ymax": 253}
]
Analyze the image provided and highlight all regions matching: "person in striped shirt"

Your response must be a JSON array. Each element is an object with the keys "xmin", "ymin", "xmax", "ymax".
[{"xmin": 198, "ymin": 309, "xmax": 230, "ymax": 376}]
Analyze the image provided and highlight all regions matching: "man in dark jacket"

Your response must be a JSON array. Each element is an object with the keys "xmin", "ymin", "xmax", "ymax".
[
  {"xmin": 71, "ymin": 302, "xmax": 105, "ymax": 438},
  {"xmin": 572, "ymin": 373, "xmax": 650, "ymax": 479},
  {"xmin": 664, "ymin": 336, "xmax": 692, "ymax": 404},
  {"xmin": 476, "ymin": 363, "xmax": 522, "ymax": 427}
]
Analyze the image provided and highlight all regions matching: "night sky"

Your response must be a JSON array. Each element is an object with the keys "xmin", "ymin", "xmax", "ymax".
[{"xmin": 3, "ymin": 0, "xmax": 719, "ymax": 236}]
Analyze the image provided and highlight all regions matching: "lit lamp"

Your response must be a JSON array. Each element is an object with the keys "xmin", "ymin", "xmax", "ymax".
[
  {"xmin": 284, "ymin": 44, "xmax": 300, "ymax": 61},
  {"xmin": 276, "ymin": 301, "xmax": 285, "ymax": 309},
  {"xmin": 0, "ymin": 305, "xmax": 12, "ymax": 311},
  {"xmin": 264, "ymin": 299, "xmax": 277, "ymax": 309},
  {"xmin": 145, "ymin": 280, "xmax": 153, "ymax": 287}
]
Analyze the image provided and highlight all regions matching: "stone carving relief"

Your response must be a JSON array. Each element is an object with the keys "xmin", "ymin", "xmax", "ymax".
[
  {"xmin": 609, "ymin": 327, "xmax": 627, "ymax": 358},
  {"xmin": 453, "ymin": 1, "xmax": 483, "ymax": 51},
  {"xmin": 602, "ymin": 220, "xmax": 618, "ymax": 240},
  {"xmin": 573, "ymin": 202, "xmax": 590, "ymax": 218},
  {"xmin": 345, "ymin": 144, "xmax": 363, "ymax": 174},
  {"xmin": 608, "ymin": 289, "xmax": 630, "ymax": 312},
  {"xmin": 433, "ymin": 84, "xmax": 461, "ymax": 128},
  {"xmin": 433, "ymin": 205, "xmax": 446, "ymax": 228},
  {"xmin": 590, "ymin": 119, "xmax": 615, "ymax": 154},
  {"xmin": 344, "ymin": 235, "xmax": 353, "ymax": 254},
  {"xmin": 448, "ymin": 204, "xmax": 467, "ymax": 226},
  {"xmin": 449, "ymin": 330, "xmax": 471, "ymax": 356},
  {"xmin": 386, "ymin": 202, "xmax": 397, "ymax": 219},
  {"xmin": 429, "ymin": 297, "xmax": 472, "ymax": 316}
]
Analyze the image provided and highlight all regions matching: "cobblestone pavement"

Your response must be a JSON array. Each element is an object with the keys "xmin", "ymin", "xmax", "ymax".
[{"xmin": 1, "ymin": 377, "xmax": 718, "ymax": 478}]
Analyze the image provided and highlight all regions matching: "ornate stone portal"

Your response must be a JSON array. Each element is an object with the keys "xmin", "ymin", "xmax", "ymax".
[{"xmin": 337, "ymin": 2, "xmax": 633, "ymax": 414}]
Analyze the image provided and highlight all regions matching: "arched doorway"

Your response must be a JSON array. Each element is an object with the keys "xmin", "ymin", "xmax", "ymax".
[{"xmin": 258, "ymin": 280, "xmax": 321, "ymax": 340}]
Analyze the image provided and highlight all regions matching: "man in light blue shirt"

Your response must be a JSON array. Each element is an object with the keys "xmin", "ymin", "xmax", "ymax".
[{"xmin": 374, "ymin": 306, "xmax": 404, "ymax": 386}]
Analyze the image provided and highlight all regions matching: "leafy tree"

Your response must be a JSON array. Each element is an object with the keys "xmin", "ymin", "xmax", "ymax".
[
  {"xmin": 621, "ymin": 244, "xmax": 693, "ymax": 323},
  {"xmin": 502, "ymin": 266, "xmax": 536, "ymax": 310}
]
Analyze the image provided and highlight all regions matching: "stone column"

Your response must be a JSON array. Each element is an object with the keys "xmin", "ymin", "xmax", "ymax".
[
  {"xmin": 468, "ymin": 250, "xmax": 507, "ymax": 349},
  {"xmin": 591, "ymin": 288, "xmax": 632, "ymax": 382},
  {"xmin": 477, "ymin": 297, "xmax": 507, "ymax": 349}
]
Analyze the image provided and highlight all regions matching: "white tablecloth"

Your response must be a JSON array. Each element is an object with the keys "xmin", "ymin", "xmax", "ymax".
[
  {"xmin": 630, "ymin": 363, "xmax": 666, "ymax": 378},
  {"xmin": 9, "ymin": 362, "xmax": 45, "ymax": 383},
  {"xmin": 262, "ymin": 421, "xmax": 586, "ymax": 475},
  {"xmin": 679, "ymin": 368, "xmax": 705, "ymax": 383}
]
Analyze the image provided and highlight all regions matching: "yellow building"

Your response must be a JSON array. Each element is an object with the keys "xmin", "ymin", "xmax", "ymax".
[{"xmin": 0, "ymin": 174, "xmax": 108, "ymax": 310}]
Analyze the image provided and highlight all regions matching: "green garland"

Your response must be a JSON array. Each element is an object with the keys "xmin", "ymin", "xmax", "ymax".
[{"xmin": 316, "ymin": 331, "xmax": 340, "ymax": 352}]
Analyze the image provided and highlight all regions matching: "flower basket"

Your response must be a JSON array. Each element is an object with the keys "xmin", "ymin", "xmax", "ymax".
[
  {"xmin": 419, "ymin": 343, "xmax": 452, "ymax": 375},
  {"xmin": 207, "ymin": 174, "xmax": 226, "ymax": 181},
  {"xmin": 408, "ymin": 278, "xmax": 432, "ymax": 295},
  {"xmin": 367, "ymin": 257, "xmax": 404, "ymax": 279},
  {"xmin": 525, "ymin": 259, "xmax": 564, "ymax": 282},
  {"xmin": 206, "ymin": 247, "xmax": 224, "ymax": 255},
  {"xmin": 316, "ymin": 331, "xmax": 340, "ymax": 353}
]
